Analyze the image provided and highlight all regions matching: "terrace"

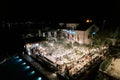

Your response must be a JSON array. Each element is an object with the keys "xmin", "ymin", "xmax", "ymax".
[{"xmin": 25, "ymin": 38, "xmax": 108, "ymax": 79}]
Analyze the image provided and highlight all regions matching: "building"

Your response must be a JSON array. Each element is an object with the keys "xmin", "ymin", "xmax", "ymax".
[
  {"xmin": 61, "ymin": 23, "xmax": 99, "ymax": 44},
  {"xmin": 41, "ymin": 22, "xmax": 99, "ymax": 45}
]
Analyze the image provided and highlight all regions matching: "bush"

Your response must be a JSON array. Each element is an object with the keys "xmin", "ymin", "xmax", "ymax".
[{"xmin": 100, "ymin": 56, "xmax": 113, "ymax": 71}]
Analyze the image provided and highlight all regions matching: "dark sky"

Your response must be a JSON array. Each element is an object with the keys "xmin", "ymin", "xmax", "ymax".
[{"xmin": 1, "ymin": 0, "xmax": 120, "ymax": 23}]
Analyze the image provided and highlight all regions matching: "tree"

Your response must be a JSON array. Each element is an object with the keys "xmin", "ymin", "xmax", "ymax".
[{"xmin": 92, "ymin": 31, "xmax": 111, "ymax": 49}]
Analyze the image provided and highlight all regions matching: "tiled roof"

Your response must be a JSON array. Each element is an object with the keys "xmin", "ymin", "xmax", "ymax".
[
  {"xmin": 62, "ymin": 22, "xmax": 95, "ymax": 31},
  {"xmin": 76, "ymin": 23, "xmax": 94, "ymax": 31}
]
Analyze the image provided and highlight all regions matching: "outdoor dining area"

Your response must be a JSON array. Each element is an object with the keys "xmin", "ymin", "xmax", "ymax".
[{"xmin": 25, "ymin": 39, "xmax": 108, "ymax": 79}]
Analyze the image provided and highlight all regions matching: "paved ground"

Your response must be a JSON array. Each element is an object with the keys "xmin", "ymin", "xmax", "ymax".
[
  {"xmin": 22, "ymin": 54, "xmax": 60, "ymax": 80},
  {"xmin": 0, "ymin": 54, "xmax": 47, "ymax": 80}
]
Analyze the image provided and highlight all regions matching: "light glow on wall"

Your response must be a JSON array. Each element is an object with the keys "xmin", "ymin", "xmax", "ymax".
[
  {"xmin": 23, "ymin": 66, "xmax": 30, "ymax": 70},
  {"xmin": 21, "ymin": 62, "xmax": 26, "ymax": 65},
  {"xmin": 36, "ymin": 77, "xmax": 42, "ymax": 80},
  {"xmin": 14, "ymin": 56, "xmax": 19, "ymax": 59},
  {"xmin": 16, "ymin": 59, "xmax": 22, "ymax": 62},
  {"xmin": 28, "ymin": 70, "xmax": 35, "ymax": 76}
]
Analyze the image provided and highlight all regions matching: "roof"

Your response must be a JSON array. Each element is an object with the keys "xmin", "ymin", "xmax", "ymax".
[
  {"xmin": 64, "ymin": 22, "xmax": 96, "ymax": 31},
  {"xmin": 76, "ymin": 23, "xmax": 94, "ymax": 31}
]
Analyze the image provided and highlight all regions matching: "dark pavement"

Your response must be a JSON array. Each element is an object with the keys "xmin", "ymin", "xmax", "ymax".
[{"xmin": 0, "ymin": 54, "xmax": 47, "ymax": 80}]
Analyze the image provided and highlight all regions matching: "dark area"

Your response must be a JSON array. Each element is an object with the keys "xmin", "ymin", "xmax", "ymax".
[
  {"xmin": 0, "ymin": 0, "xmax": 120, "ymax": 80},
  {"xmin": 0, "ymin": 55, "xmax": 48, "ymax": 80},
  {"xmin": 0, "ymin": 29, "xmax": 24, "ymax": 57}
]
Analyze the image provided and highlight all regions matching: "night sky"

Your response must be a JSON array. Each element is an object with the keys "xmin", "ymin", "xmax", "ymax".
[
  {"xmin": 0, "ymin": 0, "xmax": 120, "ymax": 56},
  {"xmin": 1, "ymin": 0, "xmax": 120, "ymax": 24}
]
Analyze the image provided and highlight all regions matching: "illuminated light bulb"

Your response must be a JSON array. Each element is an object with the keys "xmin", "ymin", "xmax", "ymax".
[
  {"xmin": 86, "ymin": 19, "xmax": 90, "ymax": 23},
  {"xmin": 90, "ymin": 20, "xmax": 92, "ymax": 22}
]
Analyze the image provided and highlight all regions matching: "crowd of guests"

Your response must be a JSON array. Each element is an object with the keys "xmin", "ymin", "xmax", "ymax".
[{"xmin": 25, "ymin": 40, "xmax": 108, "ymax": 79}]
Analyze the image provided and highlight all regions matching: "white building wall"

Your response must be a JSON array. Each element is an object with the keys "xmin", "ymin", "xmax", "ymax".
[
  {"xmin": 61, "ymin": 27, "xmax": 94, "ymax": 45},
  {"xmin": 48, "ymin": 32, "xmax": 51, "ymax": 37},
  {"xmin": 75, "ymin": 31, "xmax": 84, "ymax": 44},
  {"xmin": 66, "ymin": 23, "xmax": 79, "ymax": 29},
  {"xmin": 84, "ymin": 24, "xmax": 98, "ymax": 44},
  {"xmin": 84, "ymin": 30, "xmax": 90, "ymax": 44},
  {"xmin": 43, "ymin": 32, "xmax": 45, "ymax": 37},
  {"xmin": 54, "ymin": 32, "xmax": 57, "ymax": 37}
]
